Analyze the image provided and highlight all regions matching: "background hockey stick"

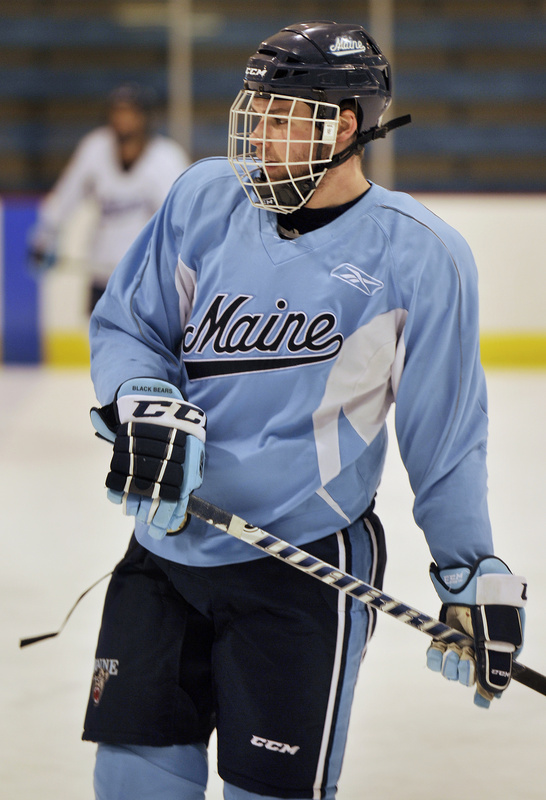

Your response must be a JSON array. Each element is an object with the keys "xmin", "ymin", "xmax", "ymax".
[{"xmin": 187, "ymin": 495, "xmax": 546, "ymax": 697}]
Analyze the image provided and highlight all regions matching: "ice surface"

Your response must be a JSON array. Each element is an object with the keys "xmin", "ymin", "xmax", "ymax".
[{"xmin": 1, "ymin": 367, "xmax": 544, "ymax": 799}]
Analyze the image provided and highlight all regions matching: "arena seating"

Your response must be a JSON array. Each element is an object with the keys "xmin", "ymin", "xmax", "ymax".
[{"xmin": 0, "ymin": 1, "xmax": 544, "ymax": 192}]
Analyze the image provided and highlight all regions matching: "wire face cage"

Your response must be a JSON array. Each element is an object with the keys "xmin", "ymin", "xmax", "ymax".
[{"xmin": 228, "ymin": 90, "xmax": 340, "ymax": 213}]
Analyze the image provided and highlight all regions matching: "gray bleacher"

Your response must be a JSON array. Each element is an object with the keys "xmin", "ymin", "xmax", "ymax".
[{"xmin": 0, "ymin": 0, "xmax": 544, "ymax": 192}]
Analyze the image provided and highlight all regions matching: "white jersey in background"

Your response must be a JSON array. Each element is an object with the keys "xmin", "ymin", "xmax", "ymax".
[{"xmin": 36, "ymin": 126, "xmax": 190, "ymax": 283}]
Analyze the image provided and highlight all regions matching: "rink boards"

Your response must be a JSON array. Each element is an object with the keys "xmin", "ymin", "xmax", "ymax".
[{"xmin": 1, "ymin": 194, "xmax": 545, "ymax": 367}]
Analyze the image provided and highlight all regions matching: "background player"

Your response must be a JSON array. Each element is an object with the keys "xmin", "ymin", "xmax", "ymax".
[
  {"xmin": 85, "ymin": 21, "xmax": 526, "ymax": 800},
  {"xmin": 28, "ymin": 83, "xmax": 190, "ymax": 312}
]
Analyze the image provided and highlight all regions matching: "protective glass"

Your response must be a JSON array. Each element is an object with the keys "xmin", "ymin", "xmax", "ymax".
[{"xmin": 228, "ymin": 90, "xmax": 340, "ymax": 213}]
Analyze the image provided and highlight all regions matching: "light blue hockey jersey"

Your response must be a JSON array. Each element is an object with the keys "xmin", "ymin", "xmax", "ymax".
[{"xmin": 90, "ymin": 157, "xmax": 493, "ymax": 568}]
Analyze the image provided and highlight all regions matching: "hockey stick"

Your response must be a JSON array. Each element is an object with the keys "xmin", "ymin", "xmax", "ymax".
[{"xmin": 187, "ymin": 495, "xmax": 546, "ymax": 697}]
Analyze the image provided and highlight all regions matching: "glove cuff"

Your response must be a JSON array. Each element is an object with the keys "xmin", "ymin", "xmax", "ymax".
[
  {"xmin": 116, "ymin": 378, "xmax": 183, "ymax": 401},
  {"xmin": 116, "ymin": 378, "xmax": 206, "ymax": 442},
  {"xmin": 430, "ymin": 556, "xmax": 527, "ymax": 607},
  {"xmin": 90, "ymin": 378, "xmax": 187, "ymax": 443}
]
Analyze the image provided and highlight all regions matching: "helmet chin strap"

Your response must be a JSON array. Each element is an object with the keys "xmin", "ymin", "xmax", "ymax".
[
  {"xmin": 254, "ymin": 171, "xmax": 317, "ymax": 212},
  {"xmin": 253, "ymin": 114, "xmax": 411, "ymax": 212},
  {"xmin": 326, "ymin": 114, "xmax": 412, "ymax": 171}
]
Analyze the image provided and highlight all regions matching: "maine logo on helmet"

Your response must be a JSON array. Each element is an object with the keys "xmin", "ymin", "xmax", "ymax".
[
  {"xmin": 227, "ymin": 20, "xmax": 411, "ymax": 213},
  {"xmin": 329, "ymin": 35, "xmax": 368, "ymax": 55}
]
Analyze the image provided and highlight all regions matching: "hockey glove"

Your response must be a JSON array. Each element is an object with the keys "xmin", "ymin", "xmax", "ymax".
[
  {"xmin": 90, "ymin": 378, "xmax": 206, "ymax": 540},
  {"xmin": 27, "ymin": 225, "xmax": 58, "ymax": 273},
  {"xmin": 27, "ymin": 245, "xmax": 57, "ymax": 272},
  {"xmin": 427, "ymin": 556, "xmax": 526, "ymax": 707}
]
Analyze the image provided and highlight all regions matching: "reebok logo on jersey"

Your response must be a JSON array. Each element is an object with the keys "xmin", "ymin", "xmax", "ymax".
[
  {"xmin": 331, "ymin": 264, "xmax": 384, "ymax": 296},
  {"xmin": 250, "ymin": 735, "xmax": 300, "ymax": 755}
]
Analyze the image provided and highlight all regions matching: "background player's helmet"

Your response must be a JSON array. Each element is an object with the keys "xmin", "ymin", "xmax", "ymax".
[
  {"xmin": 228, "ymin": 21, "xmax": 406, "ymax": 213},
  {"xmin": 107, "ymin": 83, "xmax": 157, "ymax": 117},
  {"xmin": 107, "ymin": 83, "xmax": 158, "ymax": 138}
]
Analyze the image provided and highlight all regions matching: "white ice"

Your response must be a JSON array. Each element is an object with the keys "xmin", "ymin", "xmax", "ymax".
[{"xmin": 1, "ymin": 367, "xmax": 544, "ymax": 799}]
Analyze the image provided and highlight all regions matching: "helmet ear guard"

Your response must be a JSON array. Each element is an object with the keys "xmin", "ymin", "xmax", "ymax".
[{"xmin": 328, "ymin": 112, "xmax": 412, "ymax": 170}]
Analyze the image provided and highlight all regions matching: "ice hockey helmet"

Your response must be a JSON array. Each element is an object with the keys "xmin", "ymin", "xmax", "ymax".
[
  {"xmin": 107, "ymin": 83, "xmax": 157, "ymax": 116},
  {"xmin": 244, "ymin": 21, "xmax": 398, "ymax": 140},
  {"xmin": 229, "ymin": 21, "xmax": 410, "ymax": 212}
]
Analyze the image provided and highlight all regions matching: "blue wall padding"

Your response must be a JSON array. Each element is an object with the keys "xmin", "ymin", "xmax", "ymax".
[{"xmin": 2, "ymin": 198, "xmax": 41, "ymax": 363}]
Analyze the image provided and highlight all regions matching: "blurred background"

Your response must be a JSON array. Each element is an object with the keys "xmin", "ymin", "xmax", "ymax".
[
  {"xmin": 0, "ymin": 0, "xmax": 545, "ymax": 367},
  {"xmin": 1, "ymin": 0, "xmax": 545, "ymax": 194},
  {"xmin": 1, "ymin": 3, "xmax": 545, "ymax": 798}
]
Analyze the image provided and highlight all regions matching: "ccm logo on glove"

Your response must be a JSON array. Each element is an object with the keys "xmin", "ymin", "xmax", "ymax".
[
  {"xmin": 130, "ymin": 399, "xmax": 205, "ymax": 423},
  {"xmin": 117, "ymin": 395, "xmax": 206, "ymax": 441}
]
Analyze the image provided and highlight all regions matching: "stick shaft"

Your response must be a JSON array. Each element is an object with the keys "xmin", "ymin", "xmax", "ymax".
[{"xmin": 187, "ymin": 495, "xmax": 546, "ymax": 696}]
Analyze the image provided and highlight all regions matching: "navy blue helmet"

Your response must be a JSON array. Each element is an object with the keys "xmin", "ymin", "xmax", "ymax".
[{"xmin": 243, "ymin": 21, "xmax": 393, "ymax": 138}]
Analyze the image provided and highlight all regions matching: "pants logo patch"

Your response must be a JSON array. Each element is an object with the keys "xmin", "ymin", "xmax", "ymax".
[{"xmin": 92, "ymin": 658, "xmax": 119, "ymax": 705}]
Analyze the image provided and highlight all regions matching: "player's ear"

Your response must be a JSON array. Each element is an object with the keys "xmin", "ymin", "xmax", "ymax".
[{"xmin": 337, "ymin": 109, "xmax": 359, "ymax": 144}]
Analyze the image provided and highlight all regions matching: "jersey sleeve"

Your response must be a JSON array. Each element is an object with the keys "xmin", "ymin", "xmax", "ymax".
[
  {"xmin": 392, "ymin": 221, "xmax": 493, "ymax": 568},
  {"xmin": 89, "ymin": 179, "xmax": 189, "ymax": 404},
  {"xmin": 36, "ymin": 130, "xmax": 99, "ymax": 241}
]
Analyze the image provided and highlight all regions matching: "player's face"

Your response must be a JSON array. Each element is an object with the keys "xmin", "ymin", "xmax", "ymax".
[
  {"xmin": 248, "ymin": 97, "xmax": 317, "ymax": 181},
  {"xmin": 109, "ymin": 102, "xmax": 148, "ymax": 140}
]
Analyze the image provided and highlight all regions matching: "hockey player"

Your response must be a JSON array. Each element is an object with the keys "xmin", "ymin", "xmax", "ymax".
[
  {"xmin": 85, "ymin": 22, "xmax": 526, "ymax": 800},
  {"xmin": 29, "ymin": 83, "xmax": 190, "ymax": 312}
]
